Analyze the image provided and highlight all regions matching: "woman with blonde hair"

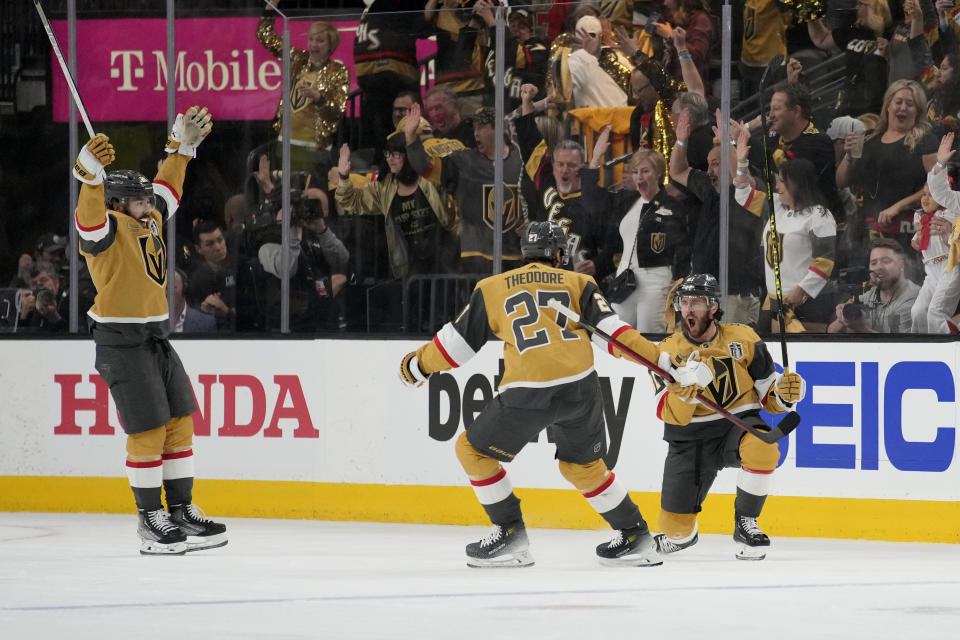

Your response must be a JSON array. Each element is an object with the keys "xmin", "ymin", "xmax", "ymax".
[
  {"xmin": 808, "ymin": 0, "xmax": 893, "ymax": 116},
  {"xmin": 836, "ymin": 78, "xmax": 938, "ymax": 271},
  {"xmin": 585, "ymin": 130, "xmax": 691, "ymax": 331},
  {"xmin": 256, "ymin": 17, "xmax": 349, "ymax": 174}
]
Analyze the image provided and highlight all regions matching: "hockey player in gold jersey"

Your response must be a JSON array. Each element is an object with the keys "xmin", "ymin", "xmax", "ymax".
[
  {"xmin": 73, "ymin": 106, "xmax": 226, "ymax": 555},
  {"xmin": 399, "ymin": 221, "xmax": 713, "ymax": 568},
  {"xmin": 651, "ymin": 274, "xmax": 806, "ymax": 560}
]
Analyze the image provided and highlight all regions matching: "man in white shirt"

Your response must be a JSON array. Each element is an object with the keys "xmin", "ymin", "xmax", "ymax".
[{"xmin": 568, "ymin": 15, "xmax": 629, "ymax": 108}]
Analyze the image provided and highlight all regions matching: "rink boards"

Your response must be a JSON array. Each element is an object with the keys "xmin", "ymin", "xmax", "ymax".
[{"xmin": 1, "ymin": 338, "xmax": 958, "ymax": 543}]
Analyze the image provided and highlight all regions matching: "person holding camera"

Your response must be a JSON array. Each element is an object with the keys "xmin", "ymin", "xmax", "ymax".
[
  {"xmin": 256, "ymin": 192, "xmax": 349, "ymax": 333},
  {"xmin": 19, "ymin": 261, "xmax": 67, "ymax": 333},
  {"xmin": 828, "ymin": 238, "xmax": 920, "ymax": 333}
]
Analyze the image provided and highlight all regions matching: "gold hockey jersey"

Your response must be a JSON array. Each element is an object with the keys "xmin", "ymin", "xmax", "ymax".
[
  {"xmin": 76, "ymin": 154, "xmax": 189, "ymax": 341},
  {"xmin": 652, "ymin": 322, "xmax": 791, "ymax": 440},
  {"xmin": 414, "ymin": 262, "xmax": 661, "ymax": 391}
]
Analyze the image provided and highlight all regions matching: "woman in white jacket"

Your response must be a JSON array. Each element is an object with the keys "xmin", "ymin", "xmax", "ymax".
[{"xmin": 734, "ymin": 126, "xmax": 837, "ymax": 333}]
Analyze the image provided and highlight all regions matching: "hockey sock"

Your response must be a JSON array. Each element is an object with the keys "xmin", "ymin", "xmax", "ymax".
[
  {"xmin": 126, "ymin": 458, "xmax": 163, "ymax": 512},
  {"xmin": 734, "ymin": 466, "xmax": 772, "ymax": 518},
  {"xmin": 162, "ymin": 449, "xmax": 194, "ymax": 508},
  {"xmin": 469, "ymin": 467, "xmax": 523, "ymax": 526},
  {"xmin": 584, "ymin": 473, "xmax": 649, "ymax": 533}
]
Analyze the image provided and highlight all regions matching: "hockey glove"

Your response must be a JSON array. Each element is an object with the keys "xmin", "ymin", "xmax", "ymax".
[
  {"xmin": 674, "ymin": 353, "xmax": 713, "ymax": 388},
  {"xmin": 774, "ymin": 368, "xmax": 806, "ymax": 406},
  {"xmin": 399, "ymin": 352, "xmax": 430, "ymax": 388},
  {"xmin": 165, "ymin": 105, "xmax": 213, "ymax": 157},
  {"xmin": 667, "ymin": 381, "xmax": 704, "ymax": 404},
  {"xmin": 73, "ymin": 134, "xmax": 115, "ymax": 185}
]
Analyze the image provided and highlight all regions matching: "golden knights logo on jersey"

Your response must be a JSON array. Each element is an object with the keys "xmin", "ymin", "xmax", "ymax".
[
  {"xmin": 139, "ymin": 218, "xmax": 167, "ymax": 286},
  {"xmin": 650, "ymin": 232, "xmax": 666, "ymax": 254},
  {"xmin": 704, "ymin": 356, "xmax": 739, "ymax": 407},
  {"xmin": 482, "ymin": 183, "xmax": 521, "ymax": 231},
  {"xmin": 765, "ymin": 230, "xmax": 784, "ymax": 268}
]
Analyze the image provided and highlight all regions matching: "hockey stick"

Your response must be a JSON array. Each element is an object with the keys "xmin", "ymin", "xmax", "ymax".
[
  {"xmin": 758, "ymin": 53, "xmax": 790, "ymax": 369},
  {"xmin": 33, "ymin": 0, "xmax": 95, "ymax": 138},
  {"xmin": 545, "ymin": 299, "xmax": 800, "ymax": 444}
]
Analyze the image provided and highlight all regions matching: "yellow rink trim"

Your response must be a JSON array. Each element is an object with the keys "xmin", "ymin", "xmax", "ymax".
[{"xmin": 1, "ymin": 476, "xmax": 957, "ymax": 543}]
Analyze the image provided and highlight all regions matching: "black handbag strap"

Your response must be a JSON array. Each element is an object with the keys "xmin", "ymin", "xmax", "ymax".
[{"xmin": 624, "ymin": 198, "xmax": 655, "ymax": 271}]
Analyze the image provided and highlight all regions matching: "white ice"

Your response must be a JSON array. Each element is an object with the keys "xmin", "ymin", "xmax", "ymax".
[{"xmin": 1, "ymin": 513, "xmax": 957, "ymax": 639}]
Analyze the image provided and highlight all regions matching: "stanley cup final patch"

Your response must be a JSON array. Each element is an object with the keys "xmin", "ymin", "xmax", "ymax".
[{"xmin": 728, "ymin": 342, "xmax": 744, "ymax": 360}]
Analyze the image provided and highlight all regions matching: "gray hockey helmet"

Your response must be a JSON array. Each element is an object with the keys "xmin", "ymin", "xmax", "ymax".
[{"xmin": 521, "ymin": 220, "xmax": 567, "ymax": 260}]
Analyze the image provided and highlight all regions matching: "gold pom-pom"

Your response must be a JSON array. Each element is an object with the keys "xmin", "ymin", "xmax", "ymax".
[{"xmin": 782, "ymin": 0, "xmax": 826, "ymax": 25}]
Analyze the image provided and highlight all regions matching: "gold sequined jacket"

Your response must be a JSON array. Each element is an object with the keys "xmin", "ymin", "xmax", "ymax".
[{"xmin": 257, "ymin": 17, "xmax": 350, "ymax": 149}]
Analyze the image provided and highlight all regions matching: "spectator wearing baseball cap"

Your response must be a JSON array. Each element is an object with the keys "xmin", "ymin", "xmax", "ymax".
[{"xmin": 569, "ymin": 15, "xmax": 630, "ymax": 108}]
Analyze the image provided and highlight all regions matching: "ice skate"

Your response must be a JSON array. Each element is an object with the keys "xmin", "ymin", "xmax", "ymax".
[
  {"xmin": 138, "ymin": 508, "xmax": 187, "ymax": 556},
  {"xmin": 465, "ymin": 522, "xmax": 534, "ymax": 568},
  {"xmin": 653, "ymin": 529, "xmax": 699, "ymax": 554},
  {"xmin": 596, "ymin": 527, "xmax": 662, "ymax": 567},
  {"xmin": 169, "ymin": 503, "xmax": 228, "ymax": 551},
  {"xmin": 734, "ymin": 514, "xmax": 769, "ymax": 560}
]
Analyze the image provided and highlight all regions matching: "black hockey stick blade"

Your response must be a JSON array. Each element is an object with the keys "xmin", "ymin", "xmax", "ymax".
[
  {"xmin": 769, "ymin": 410, "xmax": 801, "ymax": 440},
  {"xmin": 748, "ymin": 411, "xmax": 802, "ymax": 444}
]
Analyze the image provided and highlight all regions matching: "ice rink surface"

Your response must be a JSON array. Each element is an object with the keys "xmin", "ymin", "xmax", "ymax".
[{"xmin": 1, "ymin": 513, "xmax": 958, "ymax": 640}]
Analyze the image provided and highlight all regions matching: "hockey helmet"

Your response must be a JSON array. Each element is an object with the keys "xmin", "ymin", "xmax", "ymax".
[
  {"xmin": 104, "ymin": 170, "xmax": 155, "ymax": 208},
  {"xmin": 521, "ymin": 220, "xmax": 567, "ymax": 260},
  {"xmin": 673, "ymin": 273, "xmax": 721, "ymax": 310}
]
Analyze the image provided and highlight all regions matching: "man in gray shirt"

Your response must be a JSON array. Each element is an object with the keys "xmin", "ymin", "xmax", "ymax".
[{"xmin": 829, "ymin": 239, "xmax": 920, "ymax": 334}]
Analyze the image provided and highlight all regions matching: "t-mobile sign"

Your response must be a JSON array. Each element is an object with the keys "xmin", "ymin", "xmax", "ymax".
[{"xmin": 50, "ymin": 17, "xmax": 366, "ymax": 122}]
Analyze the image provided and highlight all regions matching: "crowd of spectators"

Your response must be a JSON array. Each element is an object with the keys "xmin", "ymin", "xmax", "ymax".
[{"xmin": 4, "ymin": 0, "xmax": 960, "ymax": 337}]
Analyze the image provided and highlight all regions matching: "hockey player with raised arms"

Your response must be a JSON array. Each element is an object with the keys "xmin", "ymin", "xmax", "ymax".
[
  {"xmin": 72, "ymin": 107, "xmax": 226, "ymax": 555},
  {"xmin": 651, "ymin": 274, "xmax": 807, "ymax": 560},
  {"xmin": 399, "ymin": 220, "xmax": 712, "ymax": 568}
]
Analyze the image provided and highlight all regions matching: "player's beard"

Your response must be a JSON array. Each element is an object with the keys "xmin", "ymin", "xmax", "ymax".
[{"xmin": 683, "ymin": 312, "xmax": 713, "ymax": 341}]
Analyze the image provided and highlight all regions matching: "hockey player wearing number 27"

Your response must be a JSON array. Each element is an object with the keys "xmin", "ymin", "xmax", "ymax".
[
  {"xmin": 399, "ymin": 220, "xmax": 711, "ymax": 568},
  {"xmin": 72, "ymin": 106, "xmax": 226, "ymax": 556}
]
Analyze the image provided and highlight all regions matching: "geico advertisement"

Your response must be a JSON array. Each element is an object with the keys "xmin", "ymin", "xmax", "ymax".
[{"xmin": 0, "ymin": 339, "xmax": 957, "ymax": 500}]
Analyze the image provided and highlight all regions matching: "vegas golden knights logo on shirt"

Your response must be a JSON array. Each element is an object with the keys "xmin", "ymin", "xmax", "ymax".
[
  {"xmin": 290, "ymin": 84, "xmax": 311, "ymax": 112},
  {"xmin": 705, "ymin": 356, "xmax": 739, "ymax": 407},
  {"xmin": 482, "ymin": 183, "xmax": 521, "ymax": 231},
  {"xmin": 650, "ymin": 232, "xmax": 666, "ymax": 254},
  {"xmin": 765, "ymin": 230, "xmax": 784, "ymax": 268},
  {"xmin": 139, "ymin": 226, "xmax": 167, "ymax": 287}
]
